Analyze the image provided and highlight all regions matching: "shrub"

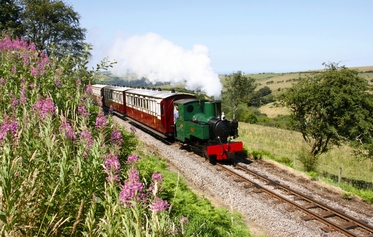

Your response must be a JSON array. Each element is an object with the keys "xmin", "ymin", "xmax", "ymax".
[{"xmin": 298, "ymin": 146, "xmax": 319, "ymax": 172}]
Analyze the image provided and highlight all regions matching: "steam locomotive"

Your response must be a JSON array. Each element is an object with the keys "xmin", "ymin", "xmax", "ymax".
[{"xmin": 92, "ymin": 84, "xmax": 243, "ymax": 163}]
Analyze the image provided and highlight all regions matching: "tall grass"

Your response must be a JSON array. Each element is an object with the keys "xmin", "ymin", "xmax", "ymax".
[
  {"xmin": 0, "ymin": 35, "xmax": 173, "ymax": 236},
  {"xmin": 0, "ymin": 35, "xmax": 253, "ymax": 236}
]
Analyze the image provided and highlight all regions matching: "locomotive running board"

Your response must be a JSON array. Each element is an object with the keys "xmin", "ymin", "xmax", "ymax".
[
  {"xmin": 206, "ymin": 141, "xmax": 243, "ymax": 160},
  {"xmin": 125, "ymin": 117, "xmax": 168, "ymax": 139}
]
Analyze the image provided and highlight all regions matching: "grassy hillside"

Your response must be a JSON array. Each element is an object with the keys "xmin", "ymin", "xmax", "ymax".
[
  {"xmin": 239, "ymin": 122, "xmax": 373, "ymax": 200},
  {"xmin": 245, "ymin": 65, "xmax": 373, "ymax": 94}
]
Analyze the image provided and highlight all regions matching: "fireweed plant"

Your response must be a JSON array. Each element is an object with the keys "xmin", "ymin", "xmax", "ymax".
[{"xmin": 0, "ymin": 35, "xmax": 187, "ymax": 236}]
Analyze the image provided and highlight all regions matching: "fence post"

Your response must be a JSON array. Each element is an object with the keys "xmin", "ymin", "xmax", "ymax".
[{"xmin": 338, "ymin": 167, "xmax": 342, "ymax": 183}]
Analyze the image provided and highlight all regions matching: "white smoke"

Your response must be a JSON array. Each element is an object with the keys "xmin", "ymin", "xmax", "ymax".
[{"xmin": 107, "ymin": 33, "xmax": 222, "ymax": 99}]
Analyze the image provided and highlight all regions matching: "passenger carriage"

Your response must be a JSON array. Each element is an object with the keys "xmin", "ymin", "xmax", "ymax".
[{"xmin": 124, "ymin": 88, "xmax": 195, "ymax": 138}]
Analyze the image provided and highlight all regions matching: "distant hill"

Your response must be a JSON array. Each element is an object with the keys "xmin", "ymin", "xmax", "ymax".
[
  {"xmin": 243, "ymin": 65, "xmax": 373, "ymax": 95},
  {"xmin": 96, "ymin": 65, "xmax": 373, "ymax": 94}
]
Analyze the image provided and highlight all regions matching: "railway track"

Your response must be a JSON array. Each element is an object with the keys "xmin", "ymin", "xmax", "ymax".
[
  {"xmin": 114, "ymin": 115, "xmax": 373, "ymax": 236},
  {"xmin": 217, "ymin": 163, "xmax": 373, "ymax": 237}
]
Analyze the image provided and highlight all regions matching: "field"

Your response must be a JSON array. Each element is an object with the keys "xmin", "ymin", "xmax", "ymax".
[
  {"xmin": 245, "ymin": 65, "xmax": 373, "ymax": 94},
  {"xmin": 257, "ymin": 102, "xmax": 290, "ymax": 118}
]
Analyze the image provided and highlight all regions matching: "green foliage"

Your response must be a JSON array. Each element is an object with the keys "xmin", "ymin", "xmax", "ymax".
[
  {"xmin": 136, "ymin": 154, "xmax": 253, "ymax": 237},
  {"xmin": 10, "ymin": 0, "xmax": 87, "ymax": 57},
  {"xmin": 248, "ymin": 86, "xmax": 275, "ymax": 107},
  {"xmin": 280, "ymin": 62, "xmax": 373, "ymax": 159},
  {"xmin": 297, "ymin": 146, "xmax": 319, "ymax": 172},
  {"xmin": 321, "ymin": 177, "xmax": 373, "ymax": 204},
  {"xmin": 241, "ymin": 113, "xmax": 258, "ymax": 124},
  {"xmin": 258, "ymin": 86, "xmax": 272, "ymax": 96},
  {"xmin": 223, "ymin": 71, "xmax": 256, "ymax": 120},
  {"xmin": 305, "ymin": 171, "xmax": 319, "ymax": 180},
  {"xmin": 274, "ymin": 156, "xmax": 293, "ymax": 167},
  {"xmin": 251, "ymin": 150, "xmax": 263, "ymax": 160},
  {"xmin": 0, "ymin": 0, "xmax": 24, "ymax": 37}
]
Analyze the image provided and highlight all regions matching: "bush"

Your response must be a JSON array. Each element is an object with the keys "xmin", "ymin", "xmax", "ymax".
[{"xmin": 297, "ymin": 146, "xmax": 319, "ymax": 172}]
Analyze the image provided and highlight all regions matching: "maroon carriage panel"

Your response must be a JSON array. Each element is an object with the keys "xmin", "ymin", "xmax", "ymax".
[
  {"xmin": 124, "ymin": 89, "xmax": 195, "ymax": 137},
  {"xmin": 103, "ymin": 86, "xmax": 131, "ymax": 115}
]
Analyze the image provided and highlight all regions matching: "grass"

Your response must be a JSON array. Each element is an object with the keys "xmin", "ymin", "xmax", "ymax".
[
  {"xmin": 257, "ymin": 102, "xmax": 290, "ymax": 118},
  {"xmin": 238, "ymin": 122, "xmax": 373, "ymax": 202}
]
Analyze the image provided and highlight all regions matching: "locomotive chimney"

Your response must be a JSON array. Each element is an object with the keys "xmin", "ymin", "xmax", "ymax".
[{"xmin": 215, "ymin": 100, "xmax": 222, "ymax": 119}]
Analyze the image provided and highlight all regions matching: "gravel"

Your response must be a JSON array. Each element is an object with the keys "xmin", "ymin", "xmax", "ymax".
[{"xmin": 114, "ymin": 116, "xmax": 373, "ymax": 237}]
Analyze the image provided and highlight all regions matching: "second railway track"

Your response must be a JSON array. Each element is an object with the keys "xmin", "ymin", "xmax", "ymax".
[{"xmin": 217, "ymin": 162, "xmax": 373, "ymax": 237}]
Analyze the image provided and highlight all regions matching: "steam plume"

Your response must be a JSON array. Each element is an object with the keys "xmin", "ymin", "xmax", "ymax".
[{"xmin": 107, "ymin": 33, "xmax": 222, "ymax": 99}]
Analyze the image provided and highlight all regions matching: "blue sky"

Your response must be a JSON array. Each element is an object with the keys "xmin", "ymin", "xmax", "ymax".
[{"xmin": 67, "ymin": 0, "xmax": 372, "ymax": 75}]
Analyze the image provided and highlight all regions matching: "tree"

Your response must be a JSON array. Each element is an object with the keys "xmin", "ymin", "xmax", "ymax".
[
  {"xmin": 280, "ymin": 63, "xmax": 373, "ymax": 159},
  {"xmin": 258, "ymin": 86, "xmax": 272, "ymax": 97},
  {"xmin": 223, "ymin": 71, "xmax": 256, "ymax": 120},
  {"xmin": 248, "ymin": 86, "xmax": 274, "ymax": 107},
  {"xmin": 0, "ymin": 0, "xmax": 24, "ymax": 37},
  {"xmin": 20, "ymin": 0, "xmax": 86, "ymax": 57}
]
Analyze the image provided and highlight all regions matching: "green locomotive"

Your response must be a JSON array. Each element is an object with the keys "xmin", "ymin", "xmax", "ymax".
[{"xmin": 174, "ymin": 98, "xmax": 243, "ymax": 163}]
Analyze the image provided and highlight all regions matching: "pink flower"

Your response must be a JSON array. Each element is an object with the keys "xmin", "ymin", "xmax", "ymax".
[
  {"xmin": 78, "ymin": 105, "xmax": 89, "ymax": 118},
  {"xmin": 80, "ymin": 127, "xmax": 93, "ymax": 157},
  {"xmin": 103, "ymin": 150, "xmax": 121, "ymax": 183},
  {"xmin": 59, "ymin": 119, "xmax": 76, "ymax": 140},
  {"xmin": 33, "ymin": 96, "xmax": 56, "ymax": 118},
  {"xmin": 119, "ymin": 167, "xmax": 145, "ymax": 205},
  {"xmin": 95, "ymin": 111, "xmax": 107, "ymax": 129},
  {"xmin": 152, "ymin": 172, "xmax": 163, "ymax": 182},
  {"xmin": 150, "ymin": 198, "xmax": 170, "ymax": 212},
  {"xmin": 126, "ymin": 154, "xmax": 139, "ymax": 164},
  {"xmin": 31, "ymin": 67, "xmax": 38, "ymax": 76},
  {"xmin": 86, "ymin": 83, "xmax": 93, "ymax": 94},
  {"xmin": 179, "ymin": 216, "xmax": 189, "ymax": 224},
  {"xmin": 0, "ymin": 112, "xmax": 18, "ymax": 142},
  {"xmin": 110, "ymin": 129, "xmax": 123, "ymax": 146},
  {"xmin": 80, "ymin": 127, "xmax": 93, "ymax": 145},
  {"xmin": 10, "ymin": 94, "xmax": 18, "ymax": 106},
  {"xmin": 55, "ymin": 79, "xmax": 61, "ymax": 87}
]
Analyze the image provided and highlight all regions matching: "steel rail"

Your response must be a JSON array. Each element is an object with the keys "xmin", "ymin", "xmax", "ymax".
[{"xmin": 216, "ymin": 163, "xmax": 373, "ymax": 237}]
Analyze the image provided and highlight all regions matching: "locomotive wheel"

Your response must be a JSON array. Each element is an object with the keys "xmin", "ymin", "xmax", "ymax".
[
  {"xmin": 209, "ymin": 155, "xmax": 217, "ymax": 165},
  {"xmin": 203, "ymin": 147, "xmax": 210, "ymax": 162},
  {"xmin": 203, "ymin": 146, "xmax": 217, "ymax": 165}
]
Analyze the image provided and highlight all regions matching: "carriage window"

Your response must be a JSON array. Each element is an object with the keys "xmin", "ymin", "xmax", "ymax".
[{"xmin": 161, "ymin": 104, "xmax": 164, "ymax": 115}]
